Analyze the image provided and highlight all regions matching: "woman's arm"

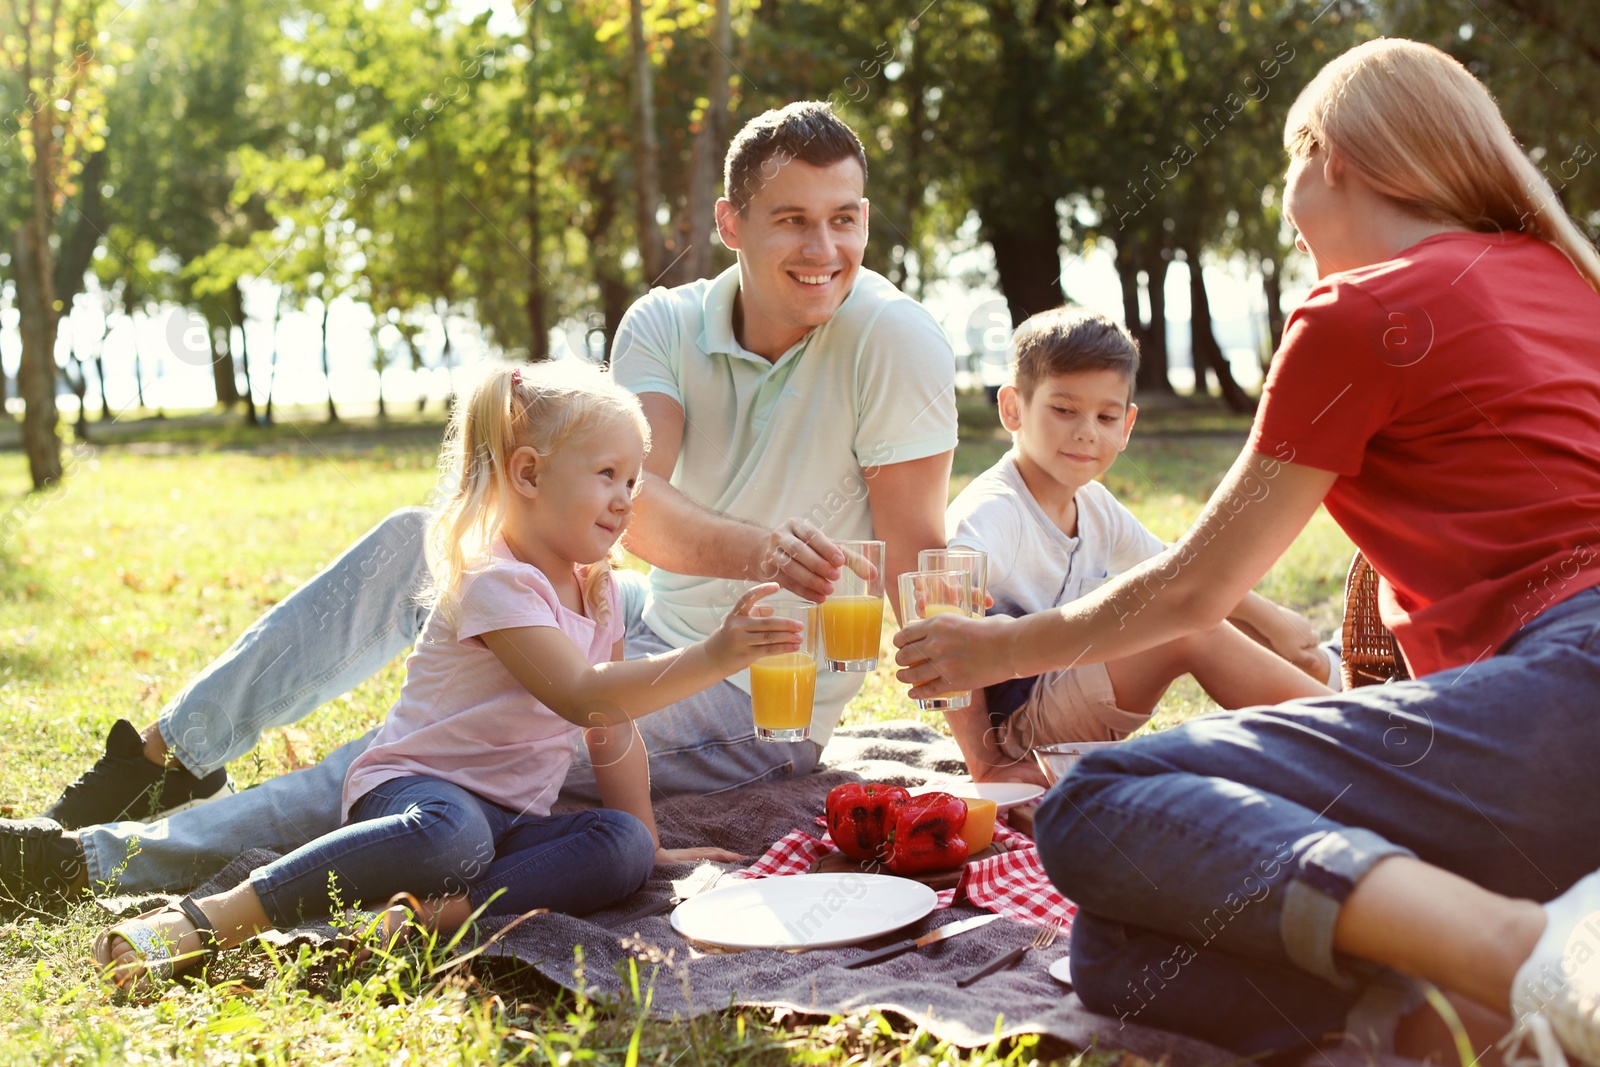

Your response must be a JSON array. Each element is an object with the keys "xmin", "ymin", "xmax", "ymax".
[
  {"xmin": 586, "ymin": 639, "xmax": 743, "ymax": 864},
  {"xmin": 895, "ymin": 450, "xmax": 1339, "ymax": 697},
  {"xmin": 482, "ymin": 582, "xmax": 796, "ymax": 728}
]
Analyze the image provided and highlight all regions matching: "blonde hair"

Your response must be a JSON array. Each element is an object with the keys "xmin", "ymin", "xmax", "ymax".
[
  {"xmin": 425, "ymin": 361, "xmax": 649, "ymax": 625},
  {"xmin": 1284, "ymin": 38, "xmax": 1600, "ymax": 294}
]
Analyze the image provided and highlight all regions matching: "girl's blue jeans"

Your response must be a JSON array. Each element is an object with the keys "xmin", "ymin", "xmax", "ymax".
[
  {"xmin": 1036, "ymin": 586, "xmax": 1600, "ymax": 1057},
  {"xmin": 247, "ymin": 774, "xmax": 656, "ymax": 928}
]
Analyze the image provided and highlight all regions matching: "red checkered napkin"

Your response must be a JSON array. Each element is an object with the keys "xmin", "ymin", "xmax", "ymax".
[{"xmin": 734, "ymin": 823, "xmax": 1076, "ymax": 933}]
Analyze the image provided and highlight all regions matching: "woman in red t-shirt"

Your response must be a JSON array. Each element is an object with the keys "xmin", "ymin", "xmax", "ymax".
[{"xmin": 896, "ymin": 39, "xmax": 1600, "ymax": 1061}]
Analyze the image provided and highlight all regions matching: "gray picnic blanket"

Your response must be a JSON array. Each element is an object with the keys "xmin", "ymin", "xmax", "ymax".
[{"xmin": 183, "ymin": 721, "xmax": 1416, "ymax": 1065}]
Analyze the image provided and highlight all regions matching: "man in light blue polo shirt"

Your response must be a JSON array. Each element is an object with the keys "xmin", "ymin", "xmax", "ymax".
[{"xmin": 3, "ymin": 102, "xmax": 958, "ymax": 901}]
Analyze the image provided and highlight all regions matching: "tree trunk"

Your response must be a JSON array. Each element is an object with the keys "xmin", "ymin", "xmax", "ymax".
[
  {"xmin": 320, "ymin": 298, "xmax": 338, "ymax": 422},
  {"xmin": 1143, "ymin": 256, "xmax": 1172, "ymax": 396},
  {"xmin": 231, "ymin": 284, "xmax": 258, "ymax": 426},
  {"xmin": 1114, "ymin": 240, "xmax": 1174, "ymax": 396},
  {"xmin": 372, "ymin": 326, "xmax": 387, "ymax": 419},
  {"xmin": 628, "ymin": 0, "xmax": 669, "ymax": 284},
  {"xmin": 95, "ymin": 312, "xmax": 112, "ymax": 421},
  {"xmin": 524, "ymin": 4, "xmax": 548, "ymax": 360},
  {"xmin": 680, "ymin": 0, "xmax": 732, "ymax": 282},
  {"xmin": 63, "ymin": 341, "xmax": 90, "ymax": 443},
  {"xmin": 438, "ymin": 302, "xmax": 456, "ymax": 405},
  {"xmin": 15, "ymin": 225, "xmax": 64, "ymax": 488},
  {"xmin": 52, "ymin": 149, "xmax": 108, "ymax": 311},
  {"xmin": 1262, "ymin": 255, "xmax": 1285, "ymax": 359},
  {"xmin": 983, "ymin": 196, "xmax": 1063, "ymax": 331},
  {"xmin": 207, "ymin": 306, "xmax": 242, "ymax": 409},
  {"xmin": 1184, "ymin": 247, "xmax": 1253, "ymax": 413},
  {"xmin": 264, "ymin": 291, "xmax": 282, "ymax": 426},
  {"xmin": 130, "ymin": 308, "xmax": 148, "ymax": 411}
]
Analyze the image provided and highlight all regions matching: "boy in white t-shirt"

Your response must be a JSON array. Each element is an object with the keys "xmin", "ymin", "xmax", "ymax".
[{"xmin": 944, "ymin": 307, "xmax": 1336, "ymax": 784}]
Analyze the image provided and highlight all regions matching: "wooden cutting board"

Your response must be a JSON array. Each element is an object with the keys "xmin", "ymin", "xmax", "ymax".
[{"xmin": 807, "ymin": 841, "xmax": 1012, "ymax": 890}]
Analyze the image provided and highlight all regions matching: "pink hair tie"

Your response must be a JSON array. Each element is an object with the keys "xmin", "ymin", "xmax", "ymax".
[{"xmin": 511, "ymin": 368, "xmax": 523, "ymax": 387}]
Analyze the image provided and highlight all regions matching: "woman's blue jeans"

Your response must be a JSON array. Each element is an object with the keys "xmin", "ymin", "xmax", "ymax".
[
  {"xmin": 1035, "ymin": 586, "xmax": 1600, "ymax": 1057},
  {"xmin": 247, "ymin": 775, "xmax": 656, "ymax": 928}
]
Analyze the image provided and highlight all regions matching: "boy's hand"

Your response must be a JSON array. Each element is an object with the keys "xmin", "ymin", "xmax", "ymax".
[
  {"xmin": 894, "ymin": 612, "xmax": 1019, "ymax": 697},
  {"xmin": 704, "ymin": 582, "xmax": 804, "ymax": 672}
]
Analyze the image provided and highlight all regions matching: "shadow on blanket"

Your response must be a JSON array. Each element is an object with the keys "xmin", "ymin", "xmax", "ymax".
[{"xmin": 178, "ymin": 721, "xmax": 1417, "ymax": 1066}]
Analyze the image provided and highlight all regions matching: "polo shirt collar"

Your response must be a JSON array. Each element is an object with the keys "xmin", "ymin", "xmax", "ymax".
[{"xmin": 698, "ymin": 265, "xmax": 752, "ymax": 361}]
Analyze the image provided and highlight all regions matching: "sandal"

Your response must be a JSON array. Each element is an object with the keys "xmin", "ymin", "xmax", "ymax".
[
  {"xmin": 334, "ymin": 894, "xmax": 418, "ymax": 967},
  {"xmin": 92, "ymin": 895, "xmax": 218, "ymax": 993}
]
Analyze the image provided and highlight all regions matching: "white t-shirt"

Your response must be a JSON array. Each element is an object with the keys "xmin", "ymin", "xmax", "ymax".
[
  {"xmin": 946, "ymin": 451, "xmax": 1165, "ymax": 620},
  {"xmin": 341, "ymin": 539, "xmax": 624, "ymax": 821},
  {"xmin": 612, "ymin": 265, "xmax": 958, "ymax": 743}
]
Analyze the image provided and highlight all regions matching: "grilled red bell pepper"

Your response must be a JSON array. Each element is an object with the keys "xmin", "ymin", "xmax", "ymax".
[
  {"xmin": 885, "ymin": 792, "xmax": 970, "ymax": 876},
  {"xmin": 825, "ymin": 782, "xmax": 911, "ymax": 861}
]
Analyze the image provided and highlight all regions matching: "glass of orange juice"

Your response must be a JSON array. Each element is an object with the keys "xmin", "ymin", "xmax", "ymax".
[
  {"xmin": 896, "ymin": 569, "xmax": 974, "ymax": 711},
  {"xmin": 917, "ymin": 549, "xmax": 988, "ymax": 617},
  {"xmin": 822, "ymin": 539, "xmax": 885, "ymax": 672},
  {"xmin": 751, "ymin": 597, "xmax": 821, "ymax": 743}
]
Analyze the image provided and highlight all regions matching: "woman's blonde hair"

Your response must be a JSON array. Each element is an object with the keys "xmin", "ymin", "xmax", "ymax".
[
  {"xmin": 1284, "ymin": 38, "xmax": 1600, "ymax": 294},
  {"xmin": 425, "ymin": 360, "xmax": 649, "ymax": 625}
]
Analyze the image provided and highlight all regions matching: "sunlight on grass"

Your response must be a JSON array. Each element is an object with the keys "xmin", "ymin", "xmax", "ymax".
[{"xmin": 1, "ymin": 399, "xmax": 1350, "ymax": 1063}]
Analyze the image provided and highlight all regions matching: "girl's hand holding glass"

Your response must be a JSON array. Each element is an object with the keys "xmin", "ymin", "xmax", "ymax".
[{"xmin": 704, "ymin": 582, "xmax": 805, "ymax": 672}]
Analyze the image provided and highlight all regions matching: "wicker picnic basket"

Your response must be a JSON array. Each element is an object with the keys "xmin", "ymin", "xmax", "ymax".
[{"xmin": 1340, "ymin": 551, "xmax": 1411, "ymax": 689}]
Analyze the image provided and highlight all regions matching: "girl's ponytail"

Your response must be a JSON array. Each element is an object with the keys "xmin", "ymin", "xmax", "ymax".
[{"xmin": 423, "ymin": 362, "xmax": 649, "ymax": 625}]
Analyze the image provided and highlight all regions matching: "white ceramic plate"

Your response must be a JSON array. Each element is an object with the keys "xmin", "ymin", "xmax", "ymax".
[
  {"xmin": 908, "ymin": 781, "xmax": 1046, "ymax": 813},
  {"xmin": 669, "ymin": 873, "xmax": 937, "ymax": 951},
  {"xmin": 1048, "ymin": 955, "xmax": 1074, "ymax": 987}
]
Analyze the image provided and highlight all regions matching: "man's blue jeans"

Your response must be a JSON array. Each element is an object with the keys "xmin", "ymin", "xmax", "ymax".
[
  {"xmin": 80, "ymin": 508, "xmax": 820, "ymax": 892},
  {"xmin": 249, "ymin": 775, "xmax": 656, "ymax": 927},
  {"xmin": 1035, "ymin": 586, "xmax": 1600, "ymax": 1057}
]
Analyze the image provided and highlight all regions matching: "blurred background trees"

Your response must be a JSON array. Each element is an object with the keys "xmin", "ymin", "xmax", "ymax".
[{"xmin": 4, "ymin": 0, "xmax": 1597, "ymax": 487}]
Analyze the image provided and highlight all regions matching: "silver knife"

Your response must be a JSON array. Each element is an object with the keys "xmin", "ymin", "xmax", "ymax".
[{"xmin": 843, "ymin": 913, "xmax": 1000, "ymax": 969}]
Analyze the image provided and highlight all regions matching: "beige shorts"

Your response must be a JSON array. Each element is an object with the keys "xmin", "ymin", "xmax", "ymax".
[{"xmin": 996, "ymin": 663, "xmax": 1151, "ymax": 760}]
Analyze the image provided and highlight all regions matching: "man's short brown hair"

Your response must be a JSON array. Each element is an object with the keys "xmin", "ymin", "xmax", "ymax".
[
  {"xmin": 1010, "ymin": 307, "xmax": 1141, "ymax": 400},
  {"xmin": 723, "ymin": 101, "xmax": 868, "ymax": 214}
]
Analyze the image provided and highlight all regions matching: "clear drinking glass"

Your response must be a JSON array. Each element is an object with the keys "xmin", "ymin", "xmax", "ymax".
[
  {"xmin": 750, "ymin": 597, "xmax": 821, "ymax": 742},
  {"xmin": 896, "ymin": 569, "xmax": 974, "ymax": 712},
  {"xmin": 917, "ymin": 548, "xmax": 988, "ymax": 617},
  {"xmin": 821, "ymin": 539, "xmax": 886, "ymax": 672}
]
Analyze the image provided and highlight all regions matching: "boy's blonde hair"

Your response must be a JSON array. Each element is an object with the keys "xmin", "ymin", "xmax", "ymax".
[
  {"xmin": 1010, "ymin": 307, "xmax": 1140, "ymax": 400},
  {"xmin": 1285, "ymin": 38, "xmax": 1600, "ymax": 294},
  {"xmin": 426, "ymin": 361, "xmax": 649, "ymax": 625}
]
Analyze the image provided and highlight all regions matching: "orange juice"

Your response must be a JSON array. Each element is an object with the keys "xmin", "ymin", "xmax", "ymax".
[
  {"xmin": 919, "ymin": 604, "xmax": 971, "ymax": 704},
  {"xmin": 750, "ymin": 652, "xmax": 817, "ymax": 731},
  {"xmin": 822, "ymin": 595, "xmax": 884, "ymax": 663},
  {"xmin": 960, "ymin": 797, "xmax": 998, "ymax": 854}
]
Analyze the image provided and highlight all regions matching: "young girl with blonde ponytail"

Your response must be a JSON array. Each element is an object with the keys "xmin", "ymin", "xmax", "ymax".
[{"xmin": 92, "ymin": 361, "xmax": 798, "ymax": 990}]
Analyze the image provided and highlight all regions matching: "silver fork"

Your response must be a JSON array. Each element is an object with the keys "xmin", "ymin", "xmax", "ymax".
[{"xmin": 954, "ymin": 919, "xmax": 1062, "ymax": 987}]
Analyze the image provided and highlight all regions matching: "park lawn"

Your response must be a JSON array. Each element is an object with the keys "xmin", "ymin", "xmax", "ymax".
[{"xmin": 0, "ymin": 400, "xmax": 1352, "ymax": 1066}]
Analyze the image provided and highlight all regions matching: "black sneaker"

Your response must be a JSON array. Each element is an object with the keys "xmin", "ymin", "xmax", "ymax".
[
  {"xmin": 0, "ymin": 818, "xmax": 87, "ymax": 919},
  {"xmin": 41, "ymin": 719, "xmax": 233, "ymax": 830}
]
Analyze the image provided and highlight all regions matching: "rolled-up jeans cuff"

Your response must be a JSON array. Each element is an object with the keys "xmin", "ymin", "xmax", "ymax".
[{"xmin": 1280, "ymin": 827, "xmax": 1416, "ymax": 988}]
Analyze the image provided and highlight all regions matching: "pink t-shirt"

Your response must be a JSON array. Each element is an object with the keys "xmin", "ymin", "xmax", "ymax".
[{"xmin": 341, "ymin": 539, "xmax": 625, "ymax": 821}]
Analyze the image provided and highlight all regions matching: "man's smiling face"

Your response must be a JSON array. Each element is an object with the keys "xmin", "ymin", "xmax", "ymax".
[{"xmin": 715, "ymin": 156, "xmax": 868, "ymax": 357}]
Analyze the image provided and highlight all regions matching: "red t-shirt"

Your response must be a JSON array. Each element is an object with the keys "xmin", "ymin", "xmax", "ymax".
[{"xmin": 1249, "ymin": 231, "xmax": 1600, "ymax": 678}]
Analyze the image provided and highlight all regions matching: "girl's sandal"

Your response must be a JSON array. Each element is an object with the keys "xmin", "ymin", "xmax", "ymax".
[
  {"xmin": 336, "ymin": 894, "xmax": 419, "ymax": 967},
  {"xmin": 92, "ymin": 895, "xmax": 219, "ymax": 995}
]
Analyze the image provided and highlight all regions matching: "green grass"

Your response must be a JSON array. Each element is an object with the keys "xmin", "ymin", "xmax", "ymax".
[{"xmin": 0, "ymin": 397, "xmax": 1352, "ymax": 1064}]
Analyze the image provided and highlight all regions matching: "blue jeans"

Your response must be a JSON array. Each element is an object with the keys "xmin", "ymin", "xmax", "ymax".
[
  {"xmin": 1035, "ymin": 586, "xmax": 1600, "ymax": 1057},
  {"xmin": 249, "ymin": 775, "xmax": 655, "ymax": 927},
  {"xmin": 81, "ymin": 508, "xmax": 819, "ymax": 891}
]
